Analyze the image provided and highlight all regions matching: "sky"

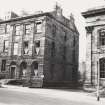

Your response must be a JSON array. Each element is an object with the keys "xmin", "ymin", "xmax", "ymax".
[{"xmin": 0, "ymin": 0, "xmax": 105, "ymax": 62}]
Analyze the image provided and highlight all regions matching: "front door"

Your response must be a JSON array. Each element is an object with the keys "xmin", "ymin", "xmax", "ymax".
[{"xmin": 10, "ymin": 66, "xmax": 16, "ymax": 79}]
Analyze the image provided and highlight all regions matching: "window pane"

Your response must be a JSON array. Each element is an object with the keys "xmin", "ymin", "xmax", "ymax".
[
  {"xmin": 25, "ymin": 24, "xmax": 31, "ymax": 34},
  {"xmin": 6, "ymin": 25, "xmax": 10, "ymax": 33},
  {"xmin": 52, "ymin": 25, "xmax": 56, "ymax": 37},
  {"xmin": 23, "ymin": 41, "xmax": 29, "ymax": 54},
  {"xmin": 15, "ymin": 25, "xmax": 21, "ymax": 36},
  {"xmin": 36, "ymin": 22, "xmax": 42, "ymax": 33},
  {"xmin": 35, "ymin": 40, "xmax": 40, "ymax": 47},
  {"xmin": 14, "ymin": 36, "xmax": 20, "ymax": 42},
  {"xmin": 1, "ymin": 60, "xmax": 6, "ymax": 71},
  {"xmin": 0, "ymin": 25, "xmax": 5, "ymax": 34},
  {"xmin": 99, "ymin": 29, "xmax": 105, "ymax": 46},
  {"xmin": 51, "ymin": 42, "xmax": 55, "ymax": 56},
  {"xmin": 13, "ymin": 43, "xmax": 18, "ymax": 55},
  {"xmin": 100, "ymin": 58, "xmax": 105, "ymax": 78},
  {"xmin": 16, "ymin": 25, "xmax": 21, "ymax": 30},
  {"xmin": 3, "ymin": 40, "xmax": 9, "ymax": 52}
]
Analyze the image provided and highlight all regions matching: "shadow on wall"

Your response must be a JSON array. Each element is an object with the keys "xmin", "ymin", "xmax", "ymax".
[{"xmin": 78, "ymin": 69, "xmax": 86, "ymax": 87}]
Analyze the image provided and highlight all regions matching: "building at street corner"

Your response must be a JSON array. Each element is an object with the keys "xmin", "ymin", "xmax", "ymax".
[
  {"xmin": 0, "ymin": 5, "xmax": 79, "ymax": 87},
  {"xmin": 82, "ymin": 6, "xmax": 105, "ymax": 88}
]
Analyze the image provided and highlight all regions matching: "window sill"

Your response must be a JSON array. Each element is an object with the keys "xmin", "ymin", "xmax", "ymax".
[{"xmin": 35, "ymin": 32, "xmax": 42, "ymax": 34}]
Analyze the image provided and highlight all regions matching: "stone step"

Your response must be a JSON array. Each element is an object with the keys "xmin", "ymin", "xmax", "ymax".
[{"xmin": 43, "ymin": 81, "xmax": 78, "ymax": 88}]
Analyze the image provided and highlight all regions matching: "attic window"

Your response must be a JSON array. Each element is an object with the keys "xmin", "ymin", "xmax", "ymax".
[
  {"xmin": 36, "ymin": 22, "xmax": 42, "ymax": 33},
  {"xmin": 5, "ymin": 24, "xmax": 10, "ymax": 33},
  {"xmin": 25, "ymin": 24, "xmax": 31, "ymax": 35},
  {"xmin": 0, "ymin": 25, "xmax": 5, "ymax": 34},
  {"xmin": 15, "ymin": 25, "xmax": 21, "ymax": 35}
]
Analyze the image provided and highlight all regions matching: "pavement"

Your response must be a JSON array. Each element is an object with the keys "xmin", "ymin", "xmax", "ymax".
[{"xmin": 0, "ymin": 84, "xmax": 105, "ymax": 105}]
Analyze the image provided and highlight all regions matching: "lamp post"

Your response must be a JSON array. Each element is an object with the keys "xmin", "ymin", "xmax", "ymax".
[
  {"xmin": 96, "ymin": 48, "xmax": 104, "ymax": 101},
  {"xmin": 97, "ymin": 61, "xmax": 100, "ymax": 101}
]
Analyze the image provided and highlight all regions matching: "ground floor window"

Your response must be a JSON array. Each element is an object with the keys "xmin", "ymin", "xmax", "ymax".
[
  {"xmin": 1, "ymin": 60, "xmax": 6, "ymax": 71},
  {"xmin": 100, "ymin": 58, "xmax": 105, "ymax": 78},
  {"xmin": 20, "ymin": 62, "xmax": 27, "ymax": 77},
  {"xmin": 31, "ymin": 61, "xmax": 38, "ymax": 77}
]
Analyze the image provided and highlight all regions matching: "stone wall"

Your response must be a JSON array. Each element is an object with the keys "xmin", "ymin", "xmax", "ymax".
[
  {"xmin": 0, "ymin": 10, "xmax": 79, "ymax": 87},
  {"xmin": 82, "ymin": 8, "xmax": 105, "ymax": 87},
  {"xmin": 43, "ymin": 15, "xmax": 79, "ymax": 86}
]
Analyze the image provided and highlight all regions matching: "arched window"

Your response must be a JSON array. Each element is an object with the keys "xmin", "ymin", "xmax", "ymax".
[
  {"xmin": 99, "ymin": 29, "xmax": 105, "ymax": 46},
  {"xmin": 31, "ymin": 61, "xmax": 38, "ymax": 76},
  {"xmin": 20, "ymin": 62, "xmax": 27, "ymax": 77},
  {"xmin": 100, "ymin": 58, "xmax": 105, "ymax": 78}
]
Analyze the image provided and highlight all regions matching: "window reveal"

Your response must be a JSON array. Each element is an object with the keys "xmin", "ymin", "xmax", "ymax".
[
  {"xmin": 15, "ymin": 25, "xmax": 21, "ymax": 35},
  {"xmin": 25, "ymin": 24, "xmax": 31, "ymax": 35},
  {"xmin": 3, "ymin": 40, "xmax": 9, "ymax": 53},
  {"xmin": 36, "ymin": 22, "xmax": 42, "ymax": 33},
  {"xmin": 31, "ymin": 61, "xmax": 38, "ymax": 77},
  {"xmin": 13, "ymin": 43, "xmax": 18, "ymax": 55},
  {"xmin": 51, "ymin": 42, "xmax": 55, "ymax": 57},
  {"xmin": 23, "ymin": 41, "xmax": 29, "ymax": 55},
  {"xmin": 1, "ymin": 60, "xmax": 6, "ymax": 71},
  {"xmin": 99, "ymin": 29, "xmax": 105, "ymax": 46},
  {"xmin": 35, "ymin": 40, "xmax": 40, "ymax": 55},
  {"xmin": 52, "ymin": 25, "xmax": 56, "ymax": 37},
  {"xmin": 100, "ymin": 58, "xmax": 105, "ymax": 78},
  {"xmin": 5, "ymin": 24, "xmax": 10, "ymax": 34},
  {"xmin": 14, "ymin": 25, "xmax": 21, "ymax": 42},
  {"xmin": 0, "ymin": 25, "xmax": 5, "ymax": 34}
]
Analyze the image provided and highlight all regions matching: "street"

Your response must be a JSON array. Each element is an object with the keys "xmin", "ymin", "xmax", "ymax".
[{"xmin": 0, "ymin": 86, "xmax": 104, "ymax": 105}]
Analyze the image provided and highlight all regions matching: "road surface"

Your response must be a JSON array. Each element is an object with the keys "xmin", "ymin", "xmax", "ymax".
[{"xmin": 0, "ymin": 86, "xmax": 103, "ymax": 105}]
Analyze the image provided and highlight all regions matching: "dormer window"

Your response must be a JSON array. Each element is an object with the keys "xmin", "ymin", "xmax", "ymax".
[{"xmin": 99, "ymin": 29, "xmax": 105, "ymax": 46}]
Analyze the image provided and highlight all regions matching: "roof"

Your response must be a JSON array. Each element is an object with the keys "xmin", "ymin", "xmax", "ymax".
[
  {"xmin": 82, "ymin": 6, "xmax": 105, "ymax": 18},
  {"xmin": 0, "ymin": 12, "xmax": 50, "ymax": 24},
  {"xmin": 0, "ymin": 11, "xmax": 79, "ymax": 34}
]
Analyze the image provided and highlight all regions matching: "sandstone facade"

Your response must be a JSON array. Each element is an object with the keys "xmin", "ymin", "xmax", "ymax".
[
  {"xmin": 0, "ymin": 5, "xmax": 79, "ymax": 87},
  {"xmin": 82, "ymin": 6, "xmax": 105, "ymax": 87}
]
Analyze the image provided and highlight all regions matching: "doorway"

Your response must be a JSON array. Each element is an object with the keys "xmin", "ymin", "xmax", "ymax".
[{"xmin": 10, "ymin": 66, "xmax": 16, "ymax": 79}]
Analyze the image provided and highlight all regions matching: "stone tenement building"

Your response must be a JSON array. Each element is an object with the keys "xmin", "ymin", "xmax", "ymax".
[
  {"xmin": 82, "ymin": 6, "xmax": 105, "ymax": 88},
  {"xmin": 0, "ymin": 5, "xmax": 79, "ymax": 87}
]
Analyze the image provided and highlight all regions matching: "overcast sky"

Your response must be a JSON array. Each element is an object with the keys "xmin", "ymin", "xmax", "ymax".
[{"xmin": 0, "ymin": 0, "xmax": 105, "ymax": 62}]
